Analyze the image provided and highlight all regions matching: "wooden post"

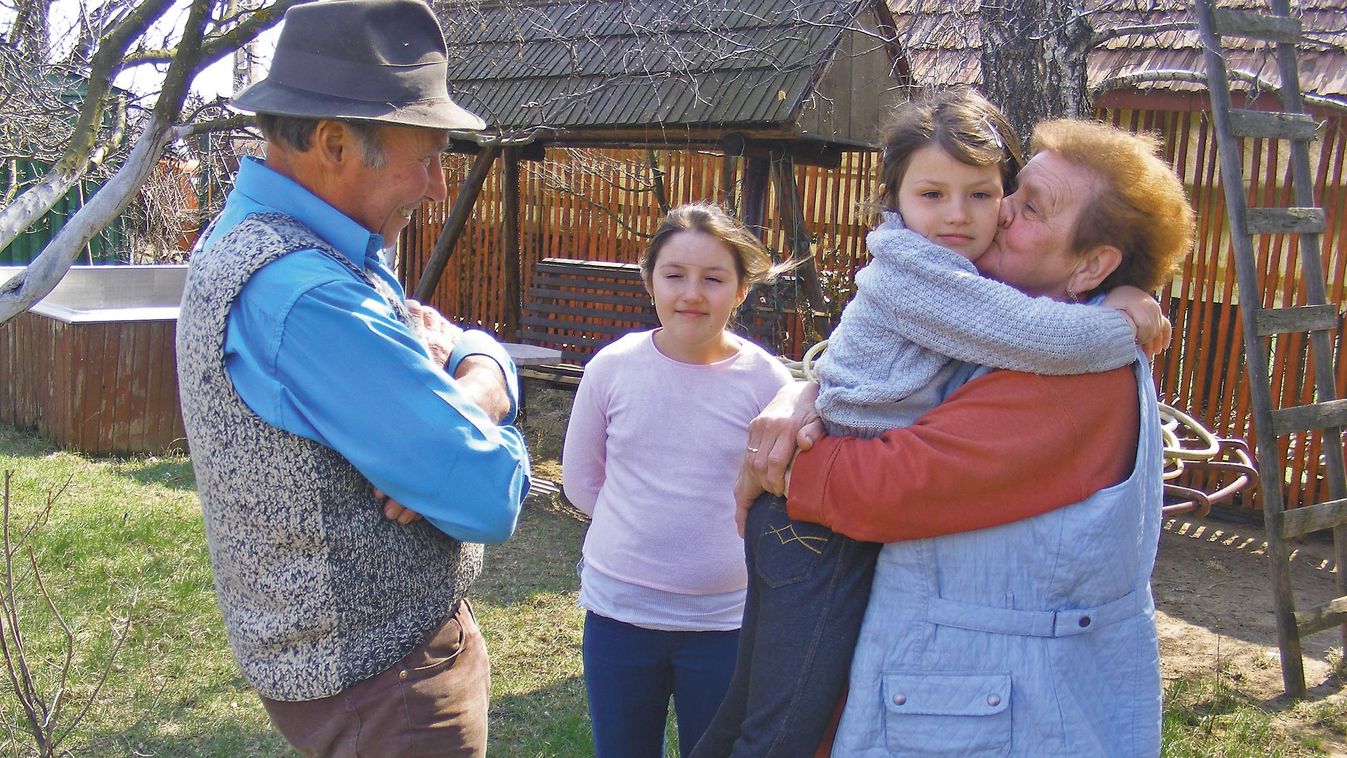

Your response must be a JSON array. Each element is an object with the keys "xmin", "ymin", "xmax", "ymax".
[
  {"xmin": 721, "ymin": 153, "xmax": 738, "ymax": 217},
  {"xmin": 501, "ymin": 146, "xmax": 522, "ymax": 340},
  {"xmin": 740, "ymin": 154, "xmax": 771, "ymax": 240},
  {"xmin": 413, "ymin": 145, "xmax": 501, "ymax": 302},
  {"xmin": 772, "ymin": 156, "xmax": 832, "ymax": 337}
]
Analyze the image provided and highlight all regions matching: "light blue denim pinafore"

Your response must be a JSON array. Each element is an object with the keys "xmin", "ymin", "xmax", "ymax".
[{"xmin": 833, "ymin": 354, "xmax": 1163, "ymax": 757}]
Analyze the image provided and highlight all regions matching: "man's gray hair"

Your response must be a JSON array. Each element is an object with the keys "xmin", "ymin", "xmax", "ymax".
[{"xmin": 255, "ymin": 114, "xmax": 386, "ymax": 168}]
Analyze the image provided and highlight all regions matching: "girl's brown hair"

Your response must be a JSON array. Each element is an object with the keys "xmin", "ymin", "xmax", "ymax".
[
  {"xmin": 876, "ymin": 87, "xmax": 1023, "ymax": 211},
  {"xmin": 640, "ymin": 203, "xmax": 791, "ymax": 288}
]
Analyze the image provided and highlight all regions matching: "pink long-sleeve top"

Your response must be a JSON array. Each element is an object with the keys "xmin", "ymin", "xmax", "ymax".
[{"xmin": 563, "ymin": 330, "xmax": 793, "ymax": 631}]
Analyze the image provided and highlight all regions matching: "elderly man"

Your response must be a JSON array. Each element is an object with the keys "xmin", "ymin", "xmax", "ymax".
[{"xmin": 175, "ymin": 0, "xmax": 529, "ymax": 754}]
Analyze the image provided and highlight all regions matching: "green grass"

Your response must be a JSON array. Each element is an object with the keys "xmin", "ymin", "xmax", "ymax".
[
  {"xmin": 0, "ymin": 426, "xmax": 283, "ymax": 757},
  {"xmin": 1159, "ymin": 669, "xmax": 1347, "ymax": 756},
  {"xmin": 2, "ymin": 411, "xmax": 1346, "ymax": 757}
]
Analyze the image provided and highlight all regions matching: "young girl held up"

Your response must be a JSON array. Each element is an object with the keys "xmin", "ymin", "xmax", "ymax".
[
  {"xmin": 562, "ymin": 203, "xmax": 796, "ymax": 757},
  {"xmin": 692, "ymin": 88, "xmax": 1168, "ymax": 757}
]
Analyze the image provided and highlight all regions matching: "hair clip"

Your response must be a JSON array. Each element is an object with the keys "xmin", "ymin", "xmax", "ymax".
[{"xmin": 980, "ymin": 115, "xmax": 1006, "ymax": 152}]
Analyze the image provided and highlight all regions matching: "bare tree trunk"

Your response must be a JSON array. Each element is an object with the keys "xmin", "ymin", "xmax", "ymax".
[
  {"xmin": 978, "ymin": 0, "xmax": 1093, "ymax": 141},
  {"xmin": 0, "ymin": 0, "xmax": 299, "ymax": 326},
  {"xmin": 0, "ymin": 114, "xmax": 177, "ymax": 323}
]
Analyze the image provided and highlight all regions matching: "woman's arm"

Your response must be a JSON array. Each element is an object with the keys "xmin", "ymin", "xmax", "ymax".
[
  {"xmin": 561, "ymin": 368, "xmax": 611, "ymax": 517},
  {"xmin": 786, "ymin": 367, "xmax": 1139, "ymax": 542},
  {"xmin": 865, "ymin": 227, "xmax": 1142, "ymax": 374}
]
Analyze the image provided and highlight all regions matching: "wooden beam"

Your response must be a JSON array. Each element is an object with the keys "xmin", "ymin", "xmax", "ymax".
[
  {"xmin": 448, "ymin": 138, "xmax": 546, "ymax": 162},
  {"xmin": 720, "ymin": 134, "xmax": 847, "ymax": 168},
  {"xmin": 502, "ymin": 147, "xmax": 522, "ymax": 340},
  {"xmin": 721, "ymin": 152, "xmax": 739, "ymax": 217},
  {"xmin": 413, "ymin": 145, "xmax": 501, "ymax": 302},
  {"xmin": 1280, "ymin": 497, "xmax": 1347, "ymax": 539}
]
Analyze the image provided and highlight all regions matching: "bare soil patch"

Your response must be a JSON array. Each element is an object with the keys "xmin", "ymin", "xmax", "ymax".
[{"xmin": 1156, "ymin": 513, "xmax": 1347, "ymax": 751}]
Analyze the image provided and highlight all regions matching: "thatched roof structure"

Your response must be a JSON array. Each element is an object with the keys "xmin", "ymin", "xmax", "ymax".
[
  {"xmin": 886, "ymin": 0, "xmax": 1347, "ymax": 109},
  {"xmin": 438, "ymin": 0, "xmax": 902, "ymax": 148}
]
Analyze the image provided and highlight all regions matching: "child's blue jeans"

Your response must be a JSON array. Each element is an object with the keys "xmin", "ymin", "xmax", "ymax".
[
  {"xmin": 691, "ymin": 493, "xmax": 880, "ymax": 758},
  {"xmin": 583, "ymin": 610, "xmax": 740, "ymax": 757}
]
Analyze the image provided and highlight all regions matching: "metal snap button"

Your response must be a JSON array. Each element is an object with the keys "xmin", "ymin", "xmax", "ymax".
[
  {"xmin": 399, "ymin": 670, "xmax": 408, "ymax": 680},
  {"xmin": 892, "ymin": 694, "xmax": 906, "ymax": 706},
  {"xmin": 987, "ymin": 694, "xmax": 1001, "ymax": 707},
  {"xmin": 1079, "ymin": 615, "xmax": 1092, "ymax": 628}
]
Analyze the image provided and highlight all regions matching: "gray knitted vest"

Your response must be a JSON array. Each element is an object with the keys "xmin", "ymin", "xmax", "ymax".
[{"xmin": 176, "ymin": 213, "xmax": 482, "ymax": 701}]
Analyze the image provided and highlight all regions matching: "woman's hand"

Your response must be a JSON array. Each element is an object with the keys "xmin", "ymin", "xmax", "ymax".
[
  {"xmin": 745, "ymin": 381, "xmax": 823, "ymax": 494},
  {"xmin": 1102, "ymin": 286, "xmax": 1172, "ymax": 359},
  {"xmin": 733, "ymin": 461, "xmax": 764, "ymax": 537},
  {"xmin": 734, "ymin": 381, "xmax": 824, "ymax": 535}
]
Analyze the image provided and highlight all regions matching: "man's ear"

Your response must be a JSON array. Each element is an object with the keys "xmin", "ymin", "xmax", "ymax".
[
  {"xmin": 313, "ymin": 120, "xmax": 352, "ymax": 168},
  {"xmin": 1069, "ymin": 244, "xmax": 1123, "ymax": 296}
]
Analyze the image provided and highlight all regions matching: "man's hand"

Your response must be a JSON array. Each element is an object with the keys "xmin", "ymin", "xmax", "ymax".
[
  {"xmin": 407, "ymin": 299, "xmax": 463, "ymax": 367},
  {"xmin": 454, "ymin": 355, "xmax": 512, "ymax": 423},
  {"xmin": 376, "ymin": 488, "xmax": 423, "ymax": 525},
  {"xmin": 1100, "ymin": 286, "xmax": 1172, "ymax": 359},
  {"xmin": 744, "ymin": 381, "xmax": 823, "ymax": 496}
]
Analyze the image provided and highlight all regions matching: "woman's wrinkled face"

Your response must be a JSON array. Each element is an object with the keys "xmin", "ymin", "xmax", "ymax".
[{"xmin": 975, "ymin": 150, "xmax": 1095, "ymax": 300}]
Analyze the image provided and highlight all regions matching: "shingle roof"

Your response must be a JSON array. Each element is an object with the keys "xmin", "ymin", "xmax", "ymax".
[
  {"xmin": 885, "ymin": 0, "xmax": 1347, "ymax": 104},
  {"xmin": 438, "ymin": 0, "xmax": 875, "ymax": 137}
]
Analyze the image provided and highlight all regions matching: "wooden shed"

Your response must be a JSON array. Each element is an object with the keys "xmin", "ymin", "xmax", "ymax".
[
  {"xmin": 408, "ymin": 0, "xmax": 1347, "ymax": 510},
  {"xmin": 408, "ymin": 0, "xmax": 904, "ymax": 341}
]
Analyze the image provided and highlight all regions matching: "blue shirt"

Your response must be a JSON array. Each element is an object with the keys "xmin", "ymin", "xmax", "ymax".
[{"xmin": 205, "ymin": 157, "xmax": 528, "ymax": 544}]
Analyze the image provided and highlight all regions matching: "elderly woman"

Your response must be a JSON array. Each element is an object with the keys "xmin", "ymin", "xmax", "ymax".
[{"xmin": 738, "ymin": 118, "xmax": 1195, "ymax": 755}]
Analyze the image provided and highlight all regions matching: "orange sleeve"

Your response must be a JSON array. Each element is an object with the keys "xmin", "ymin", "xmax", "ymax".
[{"xmin": 786, "ymin": 368, "xmax": 1140, "ymax": 542}]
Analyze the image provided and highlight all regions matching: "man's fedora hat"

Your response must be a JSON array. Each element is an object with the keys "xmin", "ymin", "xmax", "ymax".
[{"xmin": 230, "ymin": 0, "xmax": 485, "ymax": 131}]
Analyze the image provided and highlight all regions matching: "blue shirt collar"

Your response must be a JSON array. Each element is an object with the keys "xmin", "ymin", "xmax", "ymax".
[{"xmin": 232, "ymin": 157, "xmax": 386, "ymax": 269}]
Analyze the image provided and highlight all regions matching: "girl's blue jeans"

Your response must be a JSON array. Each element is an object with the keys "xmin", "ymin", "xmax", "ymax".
[
  {"xmin": 583, "ymin": 610, "xmax": 740, "ymax": 757},
  {"xmin": 690, "ymin": 493, "xmax": 880, "ymax": 758}
]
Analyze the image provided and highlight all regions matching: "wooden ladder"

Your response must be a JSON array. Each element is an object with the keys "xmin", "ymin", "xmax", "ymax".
[{"xmin": 1195, "ymin": 0, "xmax": 1345, "ymax": 698}]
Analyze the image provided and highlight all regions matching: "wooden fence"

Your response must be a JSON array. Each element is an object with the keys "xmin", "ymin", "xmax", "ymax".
[{"xmin": 400, "ymin": 107, "xmax": 1347, "ymax": 511}]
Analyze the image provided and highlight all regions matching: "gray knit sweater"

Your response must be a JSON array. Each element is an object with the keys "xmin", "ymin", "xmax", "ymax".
[
  {"xmin": 815, "ymin": 216, "xmax": 1138, "ymax": 436},
  {"xmin": 176, "ymin": 213, "xmax": 481, "ymax": 701}
]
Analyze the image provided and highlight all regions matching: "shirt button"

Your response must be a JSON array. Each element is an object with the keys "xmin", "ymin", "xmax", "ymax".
[
  {"xmin": 1079, "ymin": 616, "xmax": 1092, "ymax": 628},
  {"xmin": 892, "ymin": 694, "xmax": 907, "ymax": 706},
  {"xmin": 987, "ymin": 694, "xmax": 1001, "ymax": 707}
]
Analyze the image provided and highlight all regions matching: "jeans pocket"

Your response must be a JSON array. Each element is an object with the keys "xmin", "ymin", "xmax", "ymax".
[
  {"xmin": 752, "ymin": 497, "xmax": 838, "ymax": 588},
  {"xmin": 402, "ymin": 616, "xmax": 466, "ymax": 678},
  {"xmin": 881, "ymin": 671, "xmax": 1012, "ymax": 757}
]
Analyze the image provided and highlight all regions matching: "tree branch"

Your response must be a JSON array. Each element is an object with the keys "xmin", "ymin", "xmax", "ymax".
[
  {"xmin": 1095, "ymin": 69, "xmax": 1347, "ymax": 115},
  {"xmin": 1090, "ymin": 21, "xmax": 1194, "ymax": 47},
  {"xmin": 0, "ymin": 111, "xmax": 178, "ymax": 324},
  {"xmin": 62, "ymin": 0, "xmax": 178, "ymax": 174}
]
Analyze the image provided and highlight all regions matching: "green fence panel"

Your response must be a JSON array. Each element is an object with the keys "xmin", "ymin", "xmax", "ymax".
[{"xmin": 0, "ymin": 159, "xmax": 125, "ymax": 265}]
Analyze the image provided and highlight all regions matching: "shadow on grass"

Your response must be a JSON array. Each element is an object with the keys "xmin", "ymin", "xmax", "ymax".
[
  {"xmin": 490, "ymin": 673, "xmax": 593, "ymax": 757},
  {"xmin": 0, "ymin": 424, "xmax": 60, "ymax": 457},
  {"xmin": 112, "ymin": 456, "xmax": 197, "ymax": 491},
  {"xmin": 81, "ymin": 719, "xmax": 290, "ymax": 758}
]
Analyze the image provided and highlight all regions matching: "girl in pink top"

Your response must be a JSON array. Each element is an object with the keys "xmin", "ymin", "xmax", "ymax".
[{"xmin": 563, "ymin": 203, "xmax": 794, "ymax": 757}]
